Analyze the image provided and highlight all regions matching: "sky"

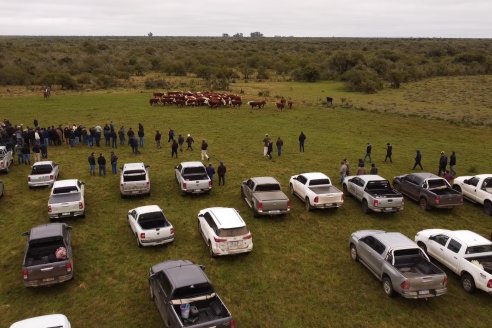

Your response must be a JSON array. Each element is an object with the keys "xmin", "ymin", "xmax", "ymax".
[{"xmin": 0, "ymin": 0, "xmax": 491, "ymax": 38}]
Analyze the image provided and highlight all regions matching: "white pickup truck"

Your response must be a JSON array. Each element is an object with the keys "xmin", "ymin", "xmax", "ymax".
[
  {"xmin": 415, "ymin": 229, "xmax": 492, "ymax": 294},
  {"xmin": 48, "ymin": 179, "xmax": 85, "ymax": 220},
  {"xmin": 453, "ymin": 174, "xmax": 492, "ymax": 215},
  {"xmin": 120, "ymin": 162, "xmax": 151, "ymax": 197},
  {"xmin": 289, "ymin": 172, "xmax": 343, "ymax": 211},
  {"xmin": 0, "ymin": 145, "xmax": 13, "ymax": 173},
  {"xmin": 175, "ymin": 161, "xmax": 212, "ymax": 194},
  {"xmin": 28, "ymin": 161, "xmax": 59, "ymax": 188}
]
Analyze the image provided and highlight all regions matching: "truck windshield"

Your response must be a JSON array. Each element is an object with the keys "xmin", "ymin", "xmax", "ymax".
[
  {"xmin": 309, "ymin": 179, "xmax": 330, "ymax": 186},
  {"xmin": 173, "ymin": 283, "xmax": 214, "ymax": 299},
  {"xmin": 256, "ymin": 183, "xmax": 281, "ymax": 192},
  {"xmin": 366, "ymin": 180, "xmax": 391, "ymax": 190},
  {"xmin": 31, "ymin": 164, "xmax": 53, "ymax": 175},
  {"xmin": 52, "ymin": 186, "xmax": 78, "ymax": 194},
  {"xmin": 217, "ymin": 226, "xmax": 249, "ymax": 237},
  {"xmin": 428, "ymin": 179, "xmax": 448, "ymax": 189},
  {"xmin": 123, "ymin": 170, "xmax": 146, "ymax": 182},
  {"xmin": 138, "ymin": 212, "xmax": 169, "ymax": 229},
  {"xmin": 466, "ymin": 245, "xmax": 492, "ymax": 254}
]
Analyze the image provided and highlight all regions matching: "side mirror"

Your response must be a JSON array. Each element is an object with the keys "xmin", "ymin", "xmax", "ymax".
[
  {"xmin": 175, "ymin": 166, "xmax": 179, "ymax": 169},
  {"xmin": 145, "ymin": 165, "xmax": 150, "ymax": 168},
  {"xmin": 199, "ymin": 265, "xmax": 206, "ymax": 271},
  {"xmin": 198, "ymin": 213, "xmax": 204, "ymax": 217},
  {"xmin": 21, "ymin": 231, "xmax": 30, "ymax": 237},
  {"xmin": 429, "ymin": 236, "xmax": 435, "ymax": 241}
]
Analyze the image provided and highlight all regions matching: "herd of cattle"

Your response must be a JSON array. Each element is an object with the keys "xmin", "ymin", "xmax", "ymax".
[{"xmin": 149, "ymin": 91, "xmax": 293, "ymax": 109}]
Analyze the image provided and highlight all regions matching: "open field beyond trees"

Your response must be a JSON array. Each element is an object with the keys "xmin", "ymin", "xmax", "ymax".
[{"xmin": 1, "ymin": 78, "xmax": 492, "ymax": 327}]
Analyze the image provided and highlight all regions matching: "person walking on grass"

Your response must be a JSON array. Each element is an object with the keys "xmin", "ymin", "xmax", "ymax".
[
  {"xmin": 384, "ymin": 143, "xmax": 392, "ymax": 163},
  {"xmin": 21, "ymin": 143, "xmax": 31, "ymax": 165},
  {"xmin": 178, "ymin": 134, "xmax": 185, "ymax": 152},
  {"xmin": 412, "ymin": 150, "xmax": 423, "ymax": 170},
  {"xmin": 218, "ymin": 161, "xmax": 227, "ymax": 186},
  {"xmin": 155, "ymin": 130, "xmax": 161, "ymax": 148},
  {"xmin": 298, "ymin": 132, "xmax": 306, "ymax": 152},
  {"xmin": 171, "ymin": 139, "xmax": 178, "ymax": 158},
  {"xmin": 201, "ymin": 140, "xmax": 209, "ymax": 161},
  {"xmin": 267, "ymin": 140, "xmax": 273, "ymax": 160},
  {"xmin": 88, "ymin": 152, "xmax": 96, "ymax": 176},
  {"xmin": 276, "ymin": 137, "xmax": 283, "ymax": 157},
  {"xmin": 340, "ymin": 161, "xmax": 348, "ymax": 184},
  {"xmin": 138, "ymin": 123, "xmax": 144, "ymax": 148},
  {"xmin": 168, "ymin": 128, "xmax": 175, "ymax": 142},
  {"xmin": 263, "ymin": 134, "xmax": 270, "ymax": 156},
  {"xmin": 438, "ymin": 151, "xmax": 448, "ymax": 176},
  {"xmin": 206, "ymin": 163, "xmax": 215, "ymax": 184},
  {"xmin": 364, "ymin": 143, "xmax": 372, "ymax": 163},
  {"xmin": 449, "ymin": 151, "xmax": 457, "ymax": 176},
  {"xmin": 110, "ymin": 151, "xmax": 118, "ymax": 175},
  {"xmin": 32, "ymin": 143, "xmax": 41, "ymax": 162},
  {"xmin": 186, "ymin": 134, "xmax": 194, "ymax": 150},
  {"xmin": 98, "ymin": 153, "xmax": 106, "ymax": 176}
]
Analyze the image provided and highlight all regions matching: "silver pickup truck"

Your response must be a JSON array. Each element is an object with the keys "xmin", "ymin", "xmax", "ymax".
[
  {"xmin": 22, "ymin": 223, "xmax": 73, "ymax": 287},
  {"xmin": 241, "ymin": 177, "xmax": 290, "ymax": 217},
  {"xmin": 120, "ymin": 162, "xmax": 151, "ymax": 197},
  {"xmin": 175, "ymin": 161, "xmax": 212, "ymax": 195},
  {"xmin": 48, "ymin": 179, "xmax": 85, "ymax": 219},
  {"xmin": 350, "ymin": 230, "xmax": 448, "ymax": 299},
  {"xmin": 343, "ymin": 175, "xmax": 404, "ymax": 213}
]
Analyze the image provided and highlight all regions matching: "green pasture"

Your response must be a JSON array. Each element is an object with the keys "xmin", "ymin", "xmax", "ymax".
[{"xmin": 1, "ymin": 79, "xmax": 491, "ymax": 328}]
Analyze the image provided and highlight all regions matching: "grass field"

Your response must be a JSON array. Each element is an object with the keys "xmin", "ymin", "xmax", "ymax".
[{"xmin": 1, "ymin": 78, "xmax": 492, "ymax": 328}]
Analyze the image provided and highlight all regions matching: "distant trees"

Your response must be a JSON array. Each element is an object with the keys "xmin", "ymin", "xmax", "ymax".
[{"xmin": 250, "ymin": 32, "xmax": 264, "ymax": 38}]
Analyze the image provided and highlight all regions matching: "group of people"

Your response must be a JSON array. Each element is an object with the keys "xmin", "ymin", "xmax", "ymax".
[
  {"xmin": 261, "ymin": 132, "xmax": 306, "ymax": 160},
  {"xmin": 87, "ymin": 151, "xmax": 118, "ymax": 176}
]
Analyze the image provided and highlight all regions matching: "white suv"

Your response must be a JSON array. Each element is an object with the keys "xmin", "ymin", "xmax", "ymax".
[{"xmin": 198, "ymin": 207, "xmax": 253, "ymax": 257}]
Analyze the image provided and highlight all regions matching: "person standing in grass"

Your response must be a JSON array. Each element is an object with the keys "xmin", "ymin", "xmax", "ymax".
[
  {"xmin": 98, "ymin": 153, "xmax": 106, "ymax": 176},
  {"xmin": 138, "ymin": 123, "xmax": 144, "ymax": 148},
  {"xmin": 15, "ymin": 142, "xmax": 23, "ymax": 164},
  {"xmin": 276, "ymin": 137, "xmax": 283, "ymax": 157},
  {"xmin": 168, "ymin": 128, "xmax": 175, "ymax": 142},
  {"xmin": 340, "ymin": 161, "xmax": 348, "ymax": 183},
  {"xmin": 110, "ymin": 128, "xmax": 117, "ymax": 149},
  {"xmin": 364, "ymin": 143, "xmax": 372, "ymax": 163},
  {"xmin": 218, "ymin": 162, "xmax": 227, "ymax": 186},
  {"xmin": 110, "ymin": 151, "xmax": 118, "ymax": 175},
  {"xmin": 206, "ymin": 163, "xmax": 215, "ymax": 184},
  {"xmin": 449, "ymin": 151, "xmax": 457, "ymax": 176},
  {"xmin": 186, "ymin": 134, "xmax": 194, "ymax": 150},
  {"xmin": 178, "ymin": 134, "xmax": 185, "ymax": 152},
  {"xmin": 384, "ymin": 143, "xmax": 392, "ymax": 163},
  {"xmin": 32, "ymin": 143, "xmax": 41, "ymax": 162},
  {"xmin": 263, "ymin": 134, "xmax": 271, "ymax": 156},
  {"xmin": 438, "ymin": 151, "xmax": 448, "ymax": 176},
  {"xmin": 155, "ymin": 130, "xmax": 162, "ymax": 148},
  {"xmin": 267, "ymin": 140, "xmax": 273, "ymax": 160},
  {"xmin": 88, "ymin": 152, "xmax": 96, "ymax": 176},
  {"xmin": 201, "ymin": 139, "xmax": 209, "ymax": 161},
  {"xmin": 298, "ymin": 132, "xmax": 306, "ymax": 152},
  {"xmin": 40, "ymin": 143, "xmax": 48, "ymax": 159},
  {"xmin": 21, "ymin": 142, "xmax": 31, "ymax": 165},
  {"xmin": 119, "ymin": 126, "xmax": 126, "ymax": 146},
  {"xmin": 370, "ymin": 163, "xmax": 378, "ymax": 174},
  {"xmin": 412, "ymin": 150, "xmax": 423, "ymax": 170},
  {"xmin": 171, "ymin": 139, "xmax": 178, "ymax": 158}
]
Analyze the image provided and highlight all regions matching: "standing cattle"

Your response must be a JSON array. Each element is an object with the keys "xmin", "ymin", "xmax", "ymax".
[
  {"xmin": 153, "ymin": 92, "xmax": 164, "ymax": 98},
  {"xmin": 326, "ymin": 97, "xmax": 333, "ymax": 105},
  {"xmin": 248, "ymin": 100, "xmax": 266, "ymax": 109},
  {"xmin": 43, "ymin": 86, "xmax": 51, "ymax": 99},
  {"xmin": 276, "ymin": 102, "xmax": 285, "ymax": 110},
  {"xmin": 149, "ymin": 98, "xmax": 161, "ymax": 106},
  {"xmin": 287, "ymin": 101, "xmax": 293, "ymax": 109}
]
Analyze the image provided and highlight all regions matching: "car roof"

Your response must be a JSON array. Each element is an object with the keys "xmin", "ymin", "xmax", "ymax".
[
  {"xmin": 298, "ymin": 172, "xmax": 329, "ymax": 180},
  {"xmin": 408, "ymin": 172, "xmax": 440, "ymax": 182},
  {"xmin": 122, "ymin": 162, "xmax": 146, "ymax": 170},
  {"xmin": 32, "ymin": 161, "xmax": 54, "ymax": 166},
  {"xmin": 373, "ymin": 232, "xmax": 417, "ymax": 249},
  {"xmin": 450, "ymin": 230, "xmax": 492, "ymax": 246},
  {"xmin": 152, "ymin": 260, "xmax": 210, "ymax": 289},
  {"xmin": 133, "ymin": 205, "xmax": 162, "ymax": 215},
  {"xmin": 9, "ymin": 314, "xmax": 70, "ymax": 328},
  {"xmin": 251, "ymin": 176, "xmax": 280, "ymax": 184},
  {"xmin": 29, "ymin": 223, "xmax": 66, "ymax": 241},
  {"xmin": 355, "ymin": 175, "xmax": 386, "ymax": 181},
  {"xmin": 180, "ymin": 161, "xmax": 206, "ymax": 168},
  {"xmin": 207, "ymin": 207, "xmax": 245, "ymax": 229},
  {"xmin": 52, "ymin": 179, "xmax": 79, "ymax": 188}
]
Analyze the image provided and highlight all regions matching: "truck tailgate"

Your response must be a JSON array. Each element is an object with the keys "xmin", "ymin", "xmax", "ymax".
[
  {"xmin": 376, "ymin": 197, "xmax": 403, "ymax": 209},
  {"xmin": 122, "ymin": 181, "xmax": 149, "ymax": 193}
]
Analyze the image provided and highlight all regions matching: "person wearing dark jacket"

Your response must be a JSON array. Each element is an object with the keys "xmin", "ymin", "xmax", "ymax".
[
  {"xmin": 168, "ymin": 128, "xmax": 174, "ymax": 142},
  {"xmin": 276, "ymin": 137, "xmax": 284, "ymax": 157},
  {"xmin": 171, "ymin": 139, "xmax": 178, "ymax": 158},
  {"xmin": 413, "ymin": 150, "xmax": 423, "ymax": 170},
  {"xmin": 21, "ymin": 143, "xmax": 31, "ymax": 165},
  {"xmin": 364, "ymin": 143, "xmax": 372, "ymax": 163},
  {"xmin": 384, "ymin": 143, "xmax": 392, "ymax": 163},
  {"xmin": 98, "ymin": 153, "xmax": 106, "ymax": 176},
  {"xmin": 110, "ymin": 129, "xmax": 117, "ymax": 149},
  {"xmin": 88, "ymin": 152, "xmax": 96, "ymax": 176},
  {"xmin": 178, "ymin": 134, "xmax": 185, "ymax": 152},
  {"xmin": 110, "ymin": 151, "xmax": 118, "ymax": 175},
  {"xmin": 155, "ymin": 130, "xmax": 161, "ymax": 148},
  {"xmin": 40, "ymin": 143, "xmax": 48, "ymax": 159},
  {"xmin": 298, "ymin": 132, "xmax": 306, "ymax": 152},
  {"xmin": 370, "ymin": 163, "xmax": 378, "ymax": 175},
  {"xmin": 138, "ymin": 123, "xmax": 144, "ymax": 147},
  {"xmin": 32, "ymin": 143, "xmax": 41, "ymax": 162},
  {"xmin": 449, "ymin": 151, "xmax": 457, "ymax": 176},
  {"xmin": 186, "ymin": 134, "xmax": 194, "ymax": 150},
  {"xmin": 267, "ymin": 140, "xmax": 273, "ymax": 160},
  {"xmin": 206, "ymin": 164, "xmax": 215, "ymax": 184},
  {"xmin": 438, "ymin": 151, "xmax": 448, "ymax": 176},
  {"xmin": 218, "ymin": 162, "xmax": 227, "ymax": 186}
]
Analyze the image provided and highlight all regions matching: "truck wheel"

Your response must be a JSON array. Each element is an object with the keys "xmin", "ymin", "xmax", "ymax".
[
  {"xmin": 350, "ymin": 244, "xmax": 358, "ymax": 262},
  {"xmin": 361, "ymin": 199, "xmax": 369, "ymax": 214},
  {"xmin": 417, "ymin": 242, "xmax": 428, "ymax": 256},
  {"xmin": 252, "ymin": 207, "xmax": 259, "ymax": 218},
  {"xmin": 419, "ymin": 198, "xmax": 430, "ymax": 211},
  {"xmin": 382, "ymin": 276, "xmax": 395, "ymax": 297},
  {"xmin": 208, "ymin": 242, "xmax": 215, "ymax": 258},
  {"xmin": 484, "ymin": 201, "xmax": 492, "ymax": 216},
  {"xmin": 136, "ymin": 234, "xmax": 143, "ymax": 248},
  {"xmin": 149, "ymin": 284, "xmax": 155, "ymax": 301},
  {"xmin": 452, "ymin": 185, "xmax": 462, "ymax": 193},
  {"xmin": 305, "ymin": 198, "xmax": 312, "ymax": 211},
  {"xmin": 342, "ymin": 184, "xmax": 349, "ymax": 197},
  {"xmin": 461, "ymin": 273, "xmax": 476, "ymax": 293}
]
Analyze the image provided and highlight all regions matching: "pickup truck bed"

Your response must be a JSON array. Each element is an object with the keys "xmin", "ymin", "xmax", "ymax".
[
  {"xmin": 172, "ymin": 298, "xmax": 230, "ymax": 327},
  {"xmin": 395, "ymin": 256, "xmax": 442, "ymax": 277},
  {"xmin": 366, "ymin": 189, "xmax": 401, "ymax": 198},
  {"xmin": 308, "ymin": 185, "xmax": 339, "ymax": 194},
  {"xmin": 466, "ymin": 256, "xmax": 492, "ymax": 274},
  {"xmin": 48, "ymin": 193, "xmax": 81, "ymax": 204}
]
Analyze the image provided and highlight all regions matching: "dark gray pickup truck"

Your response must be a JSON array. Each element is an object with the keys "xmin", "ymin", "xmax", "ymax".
[
  {"xmin": 241, "ymin": 176, "xmax": 291, "ymax": 217},
  {"xmin": 149, "ymin": 260, "xmax": 235, "ymax": 328},
  {"xmin": 393, "ymin": 173, "xmax": 463, "ymax": 210},
  {"xmin": 22, "ymin": 223, "xmax": 73, "ymax": 287}
]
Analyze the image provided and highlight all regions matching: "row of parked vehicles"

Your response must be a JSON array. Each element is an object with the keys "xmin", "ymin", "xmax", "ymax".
[{"xmin": 10, "ymin": 157, "xmax": 492, "ymax": 327}]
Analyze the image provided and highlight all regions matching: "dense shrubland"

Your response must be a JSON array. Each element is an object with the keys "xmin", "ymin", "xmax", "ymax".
[{"xmin": 0, "ymin": 36, "xmax": 490, "ymax": 93}]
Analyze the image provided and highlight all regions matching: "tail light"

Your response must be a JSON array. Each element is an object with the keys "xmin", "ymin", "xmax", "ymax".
[
  {"xmin": 435, "ymin": 196, "xmax": 440, "ymax": 205},
  {"xmin": 146, "ymin": 181, "xmax": 150, "ymax": 187},
  {"xmin": 400, "ymin": 280, "xmax": 410, "ymax": 289},
  {"xmin": 120, "ymin": 183, "xmax": 124, "ymax": 187},
  {"xmin": 182, "ymin": 182, "xmax": 187, "ymax": 189},
  {"xmin": 23, "ymin": 269, "xmax": 28, "ymax": 280},
  {"xmin": 170, "ymin": 228, "xmax": 175, "ymax": 235},
  {"xmin": 243, "ymin": 233, "xmax": 252, "ymax": 240},
  {"xmin": 66, "ymin": 262, "xmax": 72, "ymax": 273},
  {"xmin": 214, "ymin": 236, "xmax": 227, "ymax": 242},
  {"xmin": 49, "ymin": 175, "xmax": 54, "ymax": 180},
  {"xmin": 140, "ymin": 233, "xmax": 146, "ymax": 239},
  {"xmin": 209, "ymin": 181, "xmax": 212, "ymax": 188},
  {"xmin": 48, "ymin": 205, "xmax": 52, "ymax": 213},
  {"xmin": 230, "ymin": 319, "xmax": 236, "ymax": 328},
  {"xmin": 287, "ymin": 200, "xmax": 291, "ymax": 209},
  {"xmin": 314, "ymin": 196, "xmax": 319, "ymax": 203},
  {"xmin": 258, "ymin": 201, "xmax": 263, "ymax": 212},
  {"xmin": 443, "ymin": 276, "xmax": 448, "ymax": 287},
  {"xmin": 373, "ymin": 199, "xmax": 379, "ymax": 207},
  {"xmin": 487, "ymin": 279, "xmax": 492, "ymax": 288},
  {"xmin": 28, "ymin": 176, "xmax": 31, "ymax": 181},
  {"xmin": 79, "ymin": 202, "xmax": 83, "ymax": 209}
]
